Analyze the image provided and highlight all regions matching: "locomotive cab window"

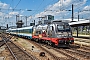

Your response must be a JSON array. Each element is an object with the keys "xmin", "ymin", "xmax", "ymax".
[
  {"xmin": 65, "ymin": 25, "xmax": 70, "ymax": 31},
  {"xmin": 57, "ymin": 25, "xmax": 64, "ymax": 31}
]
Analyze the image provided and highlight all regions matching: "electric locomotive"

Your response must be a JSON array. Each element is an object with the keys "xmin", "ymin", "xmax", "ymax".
[{"xmin": 33, "ymin": 22, "xmax": 74, "ymax": 47}]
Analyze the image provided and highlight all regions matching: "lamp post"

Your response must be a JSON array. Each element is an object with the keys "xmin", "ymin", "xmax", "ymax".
[
  {"xmin": 78, "ymin": 11, "xmax": 79, "ymax": 21},
  {"xmin": 72, "ymin": 4, "xmax": 74, "ymax": 21},
  {"xmin": 25, "ymin": 16, "xmax": 27, "ymax": 26},
  {"xmin": 76, "ymin": 11, "xmax": 80, "ymax": 37}
]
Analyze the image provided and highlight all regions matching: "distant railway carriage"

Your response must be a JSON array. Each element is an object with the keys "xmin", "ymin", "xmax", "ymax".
[
  {"xmin": 6, "ymin": 22, "xmax": 74, "ymax": 47},
  {"xmin": 6, "ymin": 26, "xmax": 33, "ymax": 39}
]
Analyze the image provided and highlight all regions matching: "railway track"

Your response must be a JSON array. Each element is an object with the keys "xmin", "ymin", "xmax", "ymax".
[
  {"xmin": 36, "ymin": 41, "xmax": 90, "ymax": 60},
  {"xmin": 68, "ymin": 49, "xmax": 90, "ymax": 58},
  {"xmin": 0, "ymin": 35, "xmax": 38, "ymax": 60},
  {"xmin": 27, "ymin": 39, "xmax": 67, "ymax": 60},
  {"xmin": 44, "ymin": 44, "xmax": 90, "ymax": 60},
  {"xmin": 80, "ymin": 45, "xmax": 90, "ymax": 51},
  {"xmin": 12, "ymin": 35, "xmax": 90, "ymax": 60},
  {"xmin": 26, "ymin": 39, "xmax": 83, "ymax": 60},
  {"xmin": 2, "ymin": 34, "xmax": 90, "ymax": 60},
  {"xmin": 71, "ymin": 45, "xmax": 90, "ymax": 57},
  {"xmin": 42, "ymin": 44, "xmax": 79, "ymax": 60},
  {"xmin": 0, "ymin": 40, "xmax": 5, "ymax": 47}
]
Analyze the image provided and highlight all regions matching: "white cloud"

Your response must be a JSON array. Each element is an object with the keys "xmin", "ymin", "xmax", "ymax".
[
  {"xmin": 34, "ymin": 0, "xmax": 87, "ymax": 19},
  {"xmin": 0, "ymin": 1, "xmax": 25, "ymax": 26},
  {"xmin": 83, "ymin": 5, "xmax": 90, "ymax": 10},
  {"xmin": 21, "ymin": 10, "xmax": 24, "ymax": 13},
  {"xmin": 0, "ymin": 12, "xmax": 4, "ymax": 16},
  {"xmin": 0, "ymin": 0, "xmax": 89, "ymax": 26},
  {"xmin": 9, "ymin": 12, "xmax": 19, "ymax": 15},
  {"xmin": 75, "ymin": 5, "xmax": 90, "ymax": 19},
  {"xmin": 0, "ymin": 1, "xmax": 9, "ymax": 9},
  {"xmin": 0, "ymin": 1, "xmax": 20, "ymax": 19}
]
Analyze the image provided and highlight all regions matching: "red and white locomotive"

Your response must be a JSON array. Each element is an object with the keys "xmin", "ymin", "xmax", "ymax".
[{"xmin": 32, "ymin": 21, "xmax": 74, "ymax": 47}]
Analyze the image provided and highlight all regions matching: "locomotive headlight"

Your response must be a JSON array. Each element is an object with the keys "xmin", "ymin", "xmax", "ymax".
[
  {"xmin": 68, "ymin": 33, "xmax": 72, "ymax": 36},
  {"xmin": 57, "ymin": 34, "xmax": 62, "ymax": 38}
]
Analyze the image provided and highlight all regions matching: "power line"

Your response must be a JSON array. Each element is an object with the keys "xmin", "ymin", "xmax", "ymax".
[
  {"xmin": 1, "ymin": 0, "xmax": 14, "ymax": 20},
  {"xmin": 42, "ymin": 0, "xmax": 55, "ymax": 10},
  {"xmin": 31, "ymin": 0, "xmax": 44, "ymax": 15},
  {"xmin": 14, "ymin": 0, "xmax": 21, "ymax": 9},
  {"xmin": 31, "ymin": 0, "xmax": 55, "ymax": 16},
  {"xmin": 1, "ymin": 0, "xmax": 22, "ymax": 17},
  {"xmin": 10, "ymin": 0, "xmax": 14, "ymax": 8}
]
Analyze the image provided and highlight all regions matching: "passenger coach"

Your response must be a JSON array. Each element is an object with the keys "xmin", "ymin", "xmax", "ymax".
[{"xmin": 6, "ymin": 26, "xmax": 33, "ymax": 39}]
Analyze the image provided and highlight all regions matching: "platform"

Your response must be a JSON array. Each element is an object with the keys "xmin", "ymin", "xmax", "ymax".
[
  {"xmin": 73, "ymin": 34, "xmax": 90, "ymax": 39},
  {"xmin": 74, "ymin": 38, "xmax": 90, "ymax": 46}
]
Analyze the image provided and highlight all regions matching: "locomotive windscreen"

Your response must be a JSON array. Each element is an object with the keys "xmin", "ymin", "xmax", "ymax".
[
  {"xmin": 57, "ymin": 23, "xmax": 71, "ymax": 32},
  {"xmin": 57, "ymin": 25, "xmax": 64, "ymax": 31}
]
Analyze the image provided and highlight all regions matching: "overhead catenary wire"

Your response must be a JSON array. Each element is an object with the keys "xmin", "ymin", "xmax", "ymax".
[
  {"xmin": 0, "ymin": 0, "xmax": 14, "ymax": 21},
  {"xmin": 39, "ymin": 0, "xmax": 55, "ymax": 11},
  {"xmin": 31, "ymin": 0, "xmax": 45, "ymax": 16},
  {"xmin": 11, "ymin": 0, "xmax": 14, "ymax": 9},
  {"xmin": 0, "ymin": 0, "xmax": 22, "ymax": 24},
  {"xmin": 32, "ymin": 0, "xmax": 68, "ymax": 17},
  {"xmin": 28, "ymin": 0, "xmax": 56, "ymax": 23},
  {"xmin": 14, "ymin": 0, "xmax": 21, "ymax": 9},
  {"xmin": 28, "ymin": 0, "xmax": 55, "ymax": 25}
]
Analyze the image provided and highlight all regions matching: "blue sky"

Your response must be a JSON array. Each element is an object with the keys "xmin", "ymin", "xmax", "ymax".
[{"xmin": 0, "ymin": 0, "xmax": 90, "ymax": 27}]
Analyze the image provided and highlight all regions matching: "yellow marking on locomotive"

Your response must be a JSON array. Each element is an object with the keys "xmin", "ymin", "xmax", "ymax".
[{"xmin": 39, "ymin": 34, "xmax": 42, "ymax": 38}]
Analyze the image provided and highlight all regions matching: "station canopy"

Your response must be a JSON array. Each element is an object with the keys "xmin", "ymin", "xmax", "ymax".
[{"xmin": 69, "ymin": 19, "xmax": 90, "ymax": 27}]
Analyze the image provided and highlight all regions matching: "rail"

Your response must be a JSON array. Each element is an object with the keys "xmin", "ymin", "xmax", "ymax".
[{"xmin": 0, "ymin": 34, "xmax": 38, "ymax": 60}]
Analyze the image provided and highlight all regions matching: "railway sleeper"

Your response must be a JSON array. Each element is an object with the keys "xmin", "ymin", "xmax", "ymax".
[{"xmin": 0, "ymin": 43, "xmax": 5, "ymax": 47}]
